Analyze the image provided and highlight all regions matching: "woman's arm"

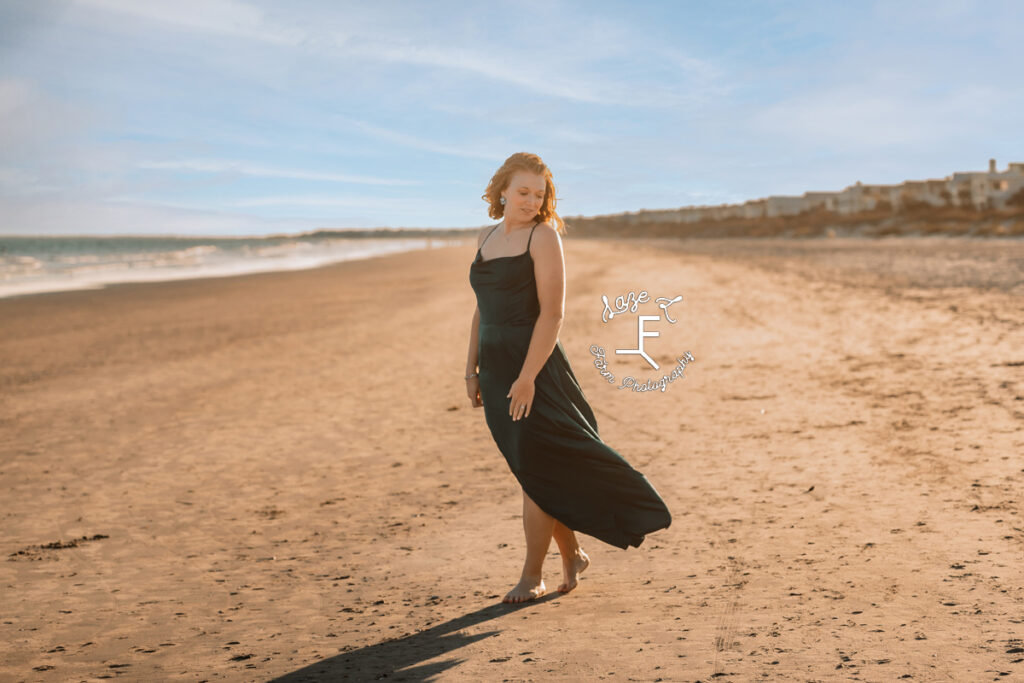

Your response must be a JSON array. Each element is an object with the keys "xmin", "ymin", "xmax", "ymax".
[
  {"xmin": 465, "ymin": 304, "xmax": 483, "ymax": 407},
  {"xmin": 466, "ymin": 224, "xmax": 491, "ymax": 408},
  {"xmin": 465, "ymin": 226, "xmax": 491, "ymax": 377},
  {"xmin": 519, "ymin": 224, "xmax": 565, "ymax": 380},
  {"xmin": 466, "ymin": 304, "xmax": 481, "ymax": 376},
  {"xmin": 506, "ymin": 224, "xmax": 564, "ymax": 420}
]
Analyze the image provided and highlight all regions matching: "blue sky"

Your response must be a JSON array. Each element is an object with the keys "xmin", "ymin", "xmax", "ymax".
[{"xmin": 1, "ymin": 0, "xmax": 1022, "ymax": 236}]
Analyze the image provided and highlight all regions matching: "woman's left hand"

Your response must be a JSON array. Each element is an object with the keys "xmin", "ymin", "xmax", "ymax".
[{"xmin": 507, "ymin": 376, "xmax": 535, "ymax": 421}]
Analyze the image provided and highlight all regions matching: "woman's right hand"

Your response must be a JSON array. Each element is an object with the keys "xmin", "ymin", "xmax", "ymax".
[{"xmin": 466, "ymin": 377, "xmax": 483, "ymax": 407}]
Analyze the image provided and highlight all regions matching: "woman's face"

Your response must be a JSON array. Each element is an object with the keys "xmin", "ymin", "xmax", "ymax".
[{"xmin": 503, "ymin": 171, "xmax": 546, "ymax": 220}]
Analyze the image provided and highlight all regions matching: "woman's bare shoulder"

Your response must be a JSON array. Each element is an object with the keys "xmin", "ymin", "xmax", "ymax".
[
  {"xmin": 533, "ymin": 221, "xmax": 562, "ymax": 244},
  {"xmin": 529, "ymin": 221, "xmax": 563, "ymax": 259},
  {"xmin": 477, "ymin": 224, "xmax": 498, "ymax": 248}
]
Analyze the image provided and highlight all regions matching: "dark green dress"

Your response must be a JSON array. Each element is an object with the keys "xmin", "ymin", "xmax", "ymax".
[{"xmin": 469, "ymin": 222, "xmax": 671, "ymax": 550}]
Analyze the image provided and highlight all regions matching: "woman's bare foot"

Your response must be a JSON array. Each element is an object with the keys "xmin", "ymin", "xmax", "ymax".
[
  {"xmin": 502, "ymin": 575, "xmax": 546, "ymax": 604},
  {"xmin": 558, "ymin": 549, "xmax": 590, "ymax": 593}
]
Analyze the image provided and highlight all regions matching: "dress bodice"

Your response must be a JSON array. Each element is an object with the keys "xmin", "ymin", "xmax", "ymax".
[{"xmin": 468, "ymin": 223, "xmax": 540, "ymax": 327}]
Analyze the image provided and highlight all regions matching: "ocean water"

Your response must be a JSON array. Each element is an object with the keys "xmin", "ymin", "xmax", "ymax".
[{"xmin": 0, "ymin": 234, "xmax": 463, "ymax": 299}]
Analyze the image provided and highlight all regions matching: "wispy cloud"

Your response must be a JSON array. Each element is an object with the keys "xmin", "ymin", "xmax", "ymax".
[
  {"xmin": 72, "ymin": 0, "xmax": 725, "ymax": 109},
  {"xmin": 229, "ymin": 195, "xmax": 422, "ymax": 208},
  {"xmin": 0, "ymin": 195, "xmax": 334, "ymax": 236},
  {"xmin": 72, "ymin": 0, "xmax": 305, "ymax": 46},
  {"xmin": 753, "ymin": 80, "xmax": 1013, "ymax": 151},
  {"xmin": 137, "ymin": 159, "xmax": 420, "ymax": 185},
  {"xmin": 331, "ymin": 115, "xmax": 505, "ymax": 162},
  {"xmin": 347, "ymin": 41, "xmax": 632, "ymax": 106},
  {"xmin": 353, "ymin": 38, "xmax": 724, "ymax": 109}
]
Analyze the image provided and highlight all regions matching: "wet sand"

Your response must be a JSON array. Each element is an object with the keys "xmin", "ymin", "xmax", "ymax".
[{"xmin": 2, "ymin": 236, "xmax": 1022, "ymax": 681}]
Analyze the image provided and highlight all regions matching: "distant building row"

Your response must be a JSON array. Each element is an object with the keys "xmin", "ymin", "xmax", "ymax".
[{"xmin": 617, "ymin": 159, "xmax": 1024, "ymax": 224}]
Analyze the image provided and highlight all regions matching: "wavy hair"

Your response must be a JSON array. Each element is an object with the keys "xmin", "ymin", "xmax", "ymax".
[{"xmin": 481, "ymin": 152, "xmax": 566, "ymax": 234}]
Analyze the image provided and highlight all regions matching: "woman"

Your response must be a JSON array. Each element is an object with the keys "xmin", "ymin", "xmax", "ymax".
[{"xmin": 466, "ymin": 152, "xmax": 672, "ymax": 604}]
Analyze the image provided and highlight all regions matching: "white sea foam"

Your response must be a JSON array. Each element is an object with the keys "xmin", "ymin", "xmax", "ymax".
[{"xmin": 0, "ymin": 236, "xmax": 464, "ymax": 299}]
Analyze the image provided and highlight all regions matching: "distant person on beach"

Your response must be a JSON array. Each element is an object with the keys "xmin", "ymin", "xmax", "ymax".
[{"xmin": 466, "ymin": 152, "xmax": 671, "ymax": 604}]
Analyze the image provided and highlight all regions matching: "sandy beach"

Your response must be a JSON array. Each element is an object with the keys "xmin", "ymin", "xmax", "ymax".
[{"xmin": 2, "ymin": 236, "xmax": 1023, "ymax": 682}]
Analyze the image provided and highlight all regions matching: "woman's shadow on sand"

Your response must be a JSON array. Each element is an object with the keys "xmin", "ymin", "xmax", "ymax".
[{"xmin": 270, "ymin": 593, "xmax": 561, "ymax": 682}]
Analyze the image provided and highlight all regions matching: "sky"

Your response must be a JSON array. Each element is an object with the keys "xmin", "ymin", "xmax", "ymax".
[{"xmin": 1, "ymin": 0, "xmax": 1022, "ymax": 237}]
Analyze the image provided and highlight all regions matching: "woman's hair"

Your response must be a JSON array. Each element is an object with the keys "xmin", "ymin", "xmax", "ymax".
[{"xmin": 481, "ymin": 152, "xmax": 566, "ymax": 234}]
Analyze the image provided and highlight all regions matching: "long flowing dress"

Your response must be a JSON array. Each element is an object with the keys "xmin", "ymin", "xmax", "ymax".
[{"xmin": 468, "ymin": 222, "xmax": 671, "ymax": 549}]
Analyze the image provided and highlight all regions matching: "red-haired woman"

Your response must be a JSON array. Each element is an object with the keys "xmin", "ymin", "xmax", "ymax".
[{"xmin": 467, "ymin": 152, "xmax": 671, "ymax": 604}]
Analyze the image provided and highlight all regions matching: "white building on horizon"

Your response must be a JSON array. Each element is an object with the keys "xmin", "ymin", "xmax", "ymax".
[{"xmin": 600, "ymin": 160, "xmax": 1024, "ymax": 223}]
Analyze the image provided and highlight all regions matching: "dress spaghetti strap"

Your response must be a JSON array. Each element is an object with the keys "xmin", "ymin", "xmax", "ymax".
[
  {"xmin": 526, "ymin": 222, "xmax": 538, "ymax": 249},
  {"xmin": 480, "ymin": 223, "xmax": 501, "ymax": 250}
]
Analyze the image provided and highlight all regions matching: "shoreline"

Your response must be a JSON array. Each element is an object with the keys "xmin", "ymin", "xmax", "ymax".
[{"xmin": 0, "ymin": 238, "xmax": 467, "ymax": 302}]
